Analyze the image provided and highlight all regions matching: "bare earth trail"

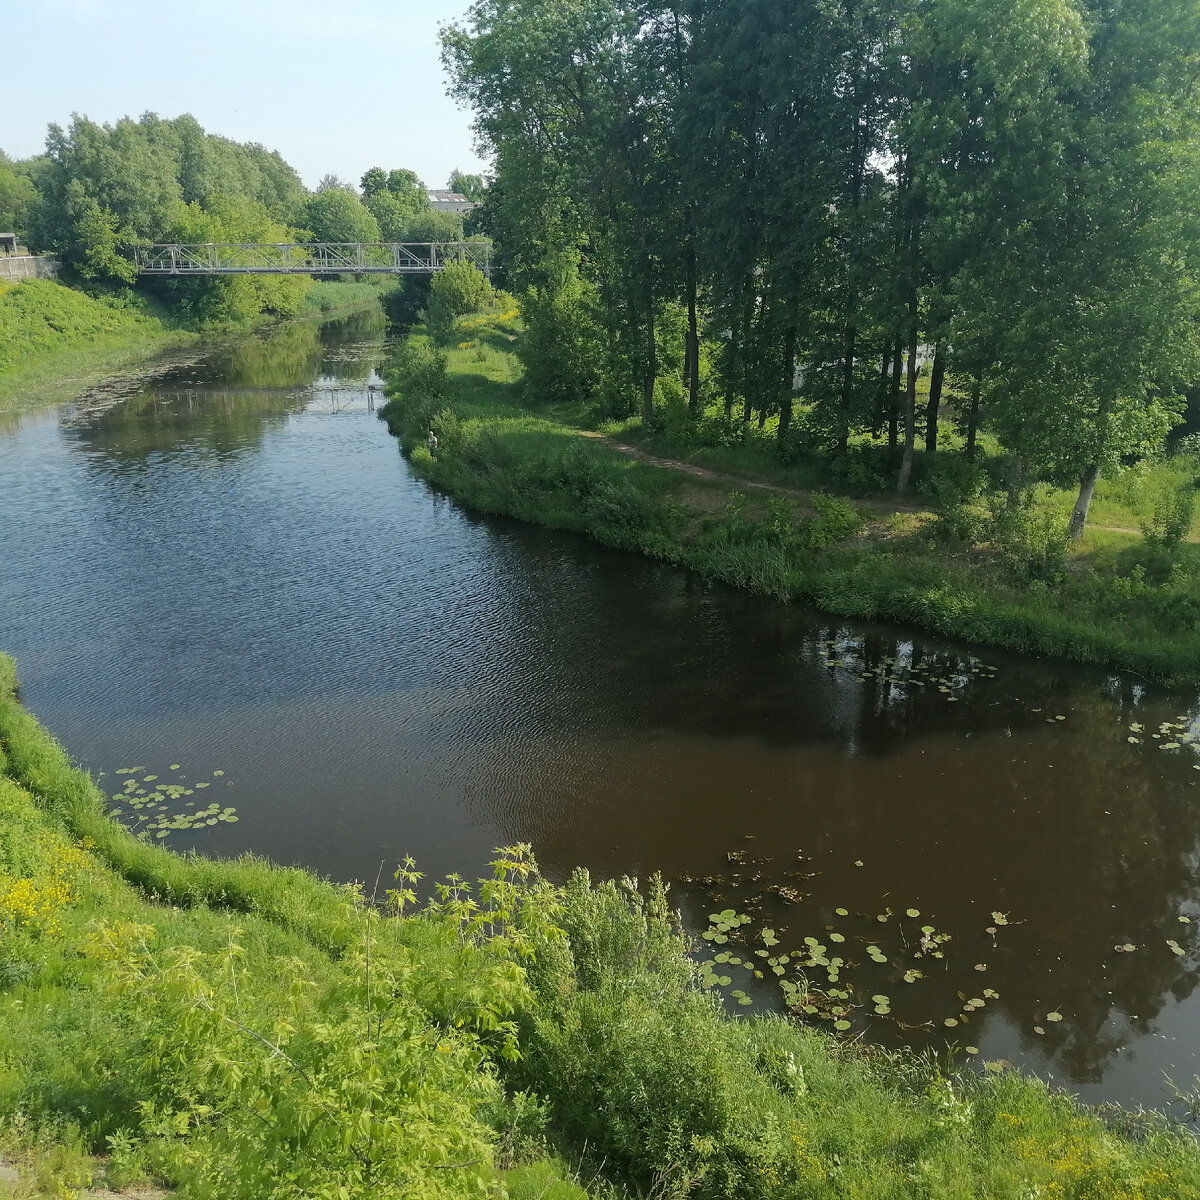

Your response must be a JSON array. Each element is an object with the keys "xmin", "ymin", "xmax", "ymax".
[
  {"xmin": 583, "ymin": 431, "xmax": 1163, "ymax": 538},
  {"xmin": 584, "ymin": 431, "xmax": 926, "ymax": 516}
]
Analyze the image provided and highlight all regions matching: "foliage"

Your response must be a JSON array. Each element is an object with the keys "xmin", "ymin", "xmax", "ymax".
[
  {"xmin": 361, "ymin": 166, "xmax": 430, "ymax": 241},
  {"xmin": 150, "ymin": 193, "xmax": 310, "ymax": 324},
  {"xmin": 380, "ymin": 313, "xmax": 1200, "ymax": 680},
  {"xmin": 299, "ymin": 187, "xmax": 380, "ymax": 245},
  {"xmin": 0, "ymin": 279, "xmax": 168, "ymax": 376},
  {"xmin": 427, "ymin": 261, "xmax": 493, "ymax": 340},
  {"xmin": 0, "ymin": 161, "xmax": 37, "ymax": 235},
  {"xmin": 1142, "ymin": 474, "xmax": 1198, "ymax": 551},
  {"xmin": 397, "ymin": 209, "xmax": 466, "ymax": 243},
  {"xmin": 5, "ymin": 651, "xmax": 1200, "ymax": 1196},
  {"xmin": 448, "ymin": 170, "xmax": 487, "ymax": 202},
  {"xmin": 442, "ymin": 0, "xmax": 1200, "ymax": 532},
  {"xmin": 27, "ymin": 112, "xmax": 314, "ymax": 323}
]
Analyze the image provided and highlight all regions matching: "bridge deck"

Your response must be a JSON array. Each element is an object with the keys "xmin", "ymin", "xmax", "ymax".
[{"xmin": 135, "ymin": 242, "xmax": 490, "ymax": 275}]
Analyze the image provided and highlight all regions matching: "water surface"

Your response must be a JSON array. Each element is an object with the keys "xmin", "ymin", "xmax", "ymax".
[{"xmin": 3, "ymin": 310, "xmax": 1200, "ymax": 1112}]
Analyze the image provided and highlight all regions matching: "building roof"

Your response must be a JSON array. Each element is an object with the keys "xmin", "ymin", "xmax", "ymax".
[{"xmin": 426, "ymin": 191, "xmax": 471, "ymax": 204}]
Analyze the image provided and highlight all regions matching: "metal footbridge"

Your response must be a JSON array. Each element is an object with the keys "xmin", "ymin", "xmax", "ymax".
[{"xmin": 134, "ymin": 241, "xmax": 491, "ymax": 275}]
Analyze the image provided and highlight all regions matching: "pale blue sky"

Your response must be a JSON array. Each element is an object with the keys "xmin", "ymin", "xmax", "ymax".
[{"xmin": 1, "ymin": 0, "xmax": 489, "ymax": 189}]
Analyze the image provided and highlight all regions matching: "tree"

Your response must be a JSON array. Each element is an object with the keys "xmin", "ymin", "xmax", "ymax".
[
  {"xmin": 0, "ymin": 161, "xmax": 36, "ymax": 235},
  {"xmin": 361, "ymin": 166, "xmax": 430, "ymax": 240},
  {"xmin": 28, "ymin": 111, "xmax": 314, "ymax": 322},
  {"xmin": 300, "ymin": 187, "xmax": 381, "ymax": 243},
  {"xmin": 950, "ymin": 0, "xmax": 1200, "ymax": 537},
  {"xmin": 428, "ymin": 260, "xmax": 493, "ymax": 339},
  {"xmin": 448, "ymin": 169, "xmax": 487, "ymax": 202}
]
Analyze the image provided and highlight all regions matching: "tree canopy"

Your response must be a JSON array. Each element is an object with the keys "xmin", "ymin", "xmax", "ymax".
[{"xmin": 443, "ymin": 0, "xmax": 1200, "ymax": 535}]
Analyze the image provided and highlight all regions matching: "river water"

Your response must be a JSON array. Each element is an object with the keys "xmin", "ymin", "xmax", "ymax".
[{"xmin": 3, "ymin": 310, "xmax": 1200, "ymax": 1113}]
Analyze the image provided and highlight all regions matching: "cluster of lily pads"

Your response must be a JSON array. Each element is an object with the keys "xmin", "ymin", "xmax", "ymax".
[
  {"xmin": 1126, "ymin": 714, "xmax": 1200, "ymax": 765},
  {"xmin": 106, "ymin": 764, "xmax": 237, "ymax": 839},
  {"xmin": 697, "ymin": 899, "xmax": 1018, "ymax": 1052},
  {"xmin": 694, "ymin": 880, "xmax": 1199, "ymax": 1059},
  {"xmin": 814, "ymin": 640, "xmax": 1000, "ymax": 699}
]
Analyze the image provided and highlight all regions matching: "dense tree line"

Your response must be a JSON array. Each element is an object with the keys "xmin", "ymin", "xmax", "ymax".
[
  {"xmin": 443, "ymin": 0, "xmax": 1200, "ymax": 534},
  {"xmin": 1, "ymin": 113, "xmax": 481, "ymax": 326}
]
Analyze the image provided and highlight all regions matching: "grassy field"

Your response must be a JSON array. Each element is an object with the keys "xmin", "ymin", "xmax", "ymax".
[
  {"xmin": 379, "ymin": 311, "xmax": 1200, "ymax": 682},
  {"xmin": 2, "ymin": 650, "xmax": 1200, "ymax": 1198}
]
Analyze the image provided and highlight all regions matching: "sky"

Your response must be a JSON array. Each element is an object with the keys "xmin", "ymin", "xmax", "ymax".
[{"xmin": 0, "ymin": 0, "xmax": 489, "ymax": 190}]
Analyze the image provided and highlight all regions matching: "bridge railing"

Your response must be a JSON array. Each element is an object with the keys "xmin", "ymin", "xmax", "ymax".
[{"xmin": 134, "ymin": 241, "xmax": 491, "ymax": 275}]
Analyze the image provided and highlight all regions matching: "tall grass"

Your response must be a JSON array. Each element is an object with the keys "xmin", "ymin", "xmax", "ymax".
[{"xmin": 0, "ymin": 279, "xmax": 197, "ymax": 412}]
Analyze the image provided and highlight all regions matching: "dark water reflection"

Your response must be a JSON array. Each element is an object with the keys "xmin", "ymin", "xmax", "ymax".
[{"xmin": 3, "ymin": 311, "xmax": 1200, "ymax": 1111}]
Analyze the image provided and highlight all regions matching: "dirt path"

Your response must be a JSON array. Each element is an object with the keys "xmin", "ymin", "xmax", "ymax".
[
  {"xmin": 585, "ymin": 433, "xmax": 1185, "ymax": 540},
  {"xmin": 584, "ymin": 432, "xmax": 930, "ymax": 516}
]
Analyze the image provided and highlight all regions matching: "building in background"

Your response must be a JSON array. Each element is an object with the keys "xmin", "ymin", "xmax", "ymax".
[{"xmin": 426, "ymin": 190, "xmax": 476, "ymax": 215}]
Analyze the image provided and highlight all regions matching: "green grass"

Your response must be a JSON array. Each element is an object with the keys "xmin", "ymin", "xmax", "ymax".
[{"xmin": 2, "ymin": 652, "xmax": 1200, "ymax": 1197}]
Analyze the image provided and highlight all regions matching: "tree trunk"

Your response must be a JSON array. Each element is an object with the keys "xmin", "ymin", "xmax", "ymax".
[
  {"xmin": 887, "ymin": 336, "xmax": 902, "ymax": 450},
  {"xmin": 896, "ymin": 325, "xmax": 919, "ymax": 494},
  {"xmin": 924, "ymin": 346, "xmax": 944, "ymax": 452},
  {"xmin": 641, "ymin": 297, "xmax": 657, "ymax": 426},
  {"xmin": 1068, "ymin": 464, "xmax": 1100, "ymax": 542},
  {"xmin": 965, "ymin": 373, "xmax": 981, "ymax": 461},
  {"xmin": 778, "ymin": 324, "xmax": 796, "ymax": 443},
  {"xmin": 686, "ymin": 242, "xmax": 701, "ymax": 413},
  {"xmin": 872, "ymin": 347, "xmax": 890, "ymax": 434}
]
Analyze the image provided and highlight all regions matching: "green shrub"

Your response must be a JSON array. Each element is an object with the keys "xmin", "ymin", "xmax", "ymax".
[
  {"xmin": 804, "ymin": 493, "xmax": 864, "ymax": 549},
  {"xmin": 514, "ymin": 875, "xmax": 801, "ymax": 1199},
  {"xmin": 0, "ymin": 280, "xmax": 163, "ymax": 375},
  {"xmin": 1142, "ymin": 476, "xmax": 1197, "ymax": 549},
  {"xmin": 431, "ymin": 261, "xmax": 493, "ymax": 319}
]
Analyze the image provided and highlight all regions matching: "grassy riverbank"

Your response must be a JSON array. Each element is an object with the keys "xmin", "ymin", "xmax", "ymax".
[
  {"xmin": 2, "ymin": 653, "xmax": 1200, "ymax": 1198},
  {"xmin": 0, "ymin": 280, "xmax": 196, "ymax": 413},
  {"xmin": 379, "ymin": 310, "xmax": 1200, "ymax": 682},
  {"xmin": 0, "ymin": 278, "xmax": 394, "ymax": 415}
]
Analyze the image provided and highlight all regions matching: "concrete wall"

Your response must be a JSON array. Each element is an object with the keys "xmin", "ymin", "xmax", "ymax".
[{"xmin": 0, "ymin": 255, "xmax": 61, "ymax": 283}]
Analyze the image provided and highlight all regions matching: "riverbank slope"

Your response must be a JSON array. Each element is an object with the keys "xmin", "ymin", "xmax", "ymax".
[
  {"xmin": 0, "ymin": 278, "xmax": 393, "ymax": 415},
  {"xmin": 379, "ymin": 310, "xmax": 1200, "ymax": 682},
  {"xmin": 1, "ymin": 651, "xmax": 1198, "ymax": 1198}
]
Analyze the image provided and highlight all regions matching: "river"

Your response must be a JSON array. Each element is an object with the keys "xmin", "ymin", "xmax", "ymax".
[{"xmin": 3, "ymin": 309, "xmax": 1200, "ymax": 1114}]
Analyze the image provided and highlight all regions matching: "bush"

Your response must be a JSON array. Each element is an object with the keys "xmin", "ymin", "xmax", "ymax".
[
  {"xmin": 382, "ymin": 338, "xmax": 449, "ymax": 435},
  {"xmin": 428, "ymin": 262, "xmax": 493, "ymax": 342},
  {"xmin": 805, "ymin": 493, "xmax": 864, "ymax": 549},
  {"xmin": 514, "ymin": 875, "xmax": 801, "ymax": 1198},
  {"xmin": 1142, "ymin": 476, "xmax": 1197, "ymax": 549},
  {"xmin": 916, "ymin": 455, "xmax": 990, "ymax": 506},
  {"xmin": 828, "ymin": 445, "xmax": 892, "ymax": 494}
]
